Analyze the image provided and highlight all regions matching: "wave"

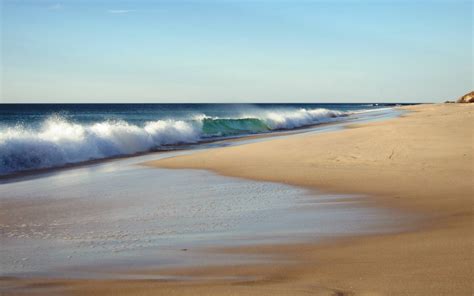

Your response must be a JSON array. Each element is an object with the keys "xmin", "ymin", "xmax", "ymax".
[{"xmin": 0, "ymin": 108, "xmax": 346, "ymax": 175}]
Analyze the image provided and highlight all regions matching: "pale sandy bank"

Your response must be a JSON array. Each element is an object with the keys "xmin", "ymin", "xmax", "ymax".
[
  {"xmin": 147, "ymin": 103, "xmax": 473, "ymax": 295},
  {"xmin": 2, "ymin": 104, "xmax": 472, "ymax": 295}
]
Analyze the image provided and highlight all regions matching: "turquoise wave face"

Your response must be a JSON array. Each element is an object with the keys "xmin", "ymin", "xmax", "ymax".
[{"xmin": 201, "ymin": 118, "xmax": 270, "ymax": 137}]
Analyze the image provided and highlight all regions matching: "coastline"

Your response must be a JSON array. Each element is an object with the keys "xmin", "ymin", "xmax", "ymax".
[
  {"xmin": 144, "ymin": 103, "xmax": 472, "ymax": 295},
  {"xmin": 150, "ymin": 104, "xmax": 472, "ymax": 211},
  {"xmin": 2, "ymin": 104, "xmax": 472, "ymax": 295}
]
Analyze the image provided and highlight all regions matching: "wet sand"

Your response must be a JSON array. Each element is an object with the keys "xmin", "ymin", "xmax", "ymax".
[
  {"xmin": 2, "ymin": 104, "xmax": 473, "ymax": 295},
  {"xmin": 2, "ymin": 164, "xmax": 406, "ymax": 278}
]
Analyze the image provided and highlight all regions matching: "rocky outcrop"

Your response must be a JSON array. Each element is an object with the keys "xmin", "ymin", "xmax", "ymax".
[{"xmin": 456, "ymin": 91, "xmax": 474, "ymax": 103}]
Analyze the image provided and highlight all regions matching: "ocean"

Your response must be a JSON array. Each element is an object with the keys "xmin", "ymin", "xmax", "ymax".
[{"xmin": 0, "ymin": 103, "xmax": 406, "ymax": 175}]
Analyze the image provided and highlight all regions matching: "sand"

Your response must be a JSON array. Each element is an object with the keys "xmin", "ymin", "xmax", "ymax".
[{"xmin": 2, "ymin": 104, "xmax": 473, "ymax": 295}]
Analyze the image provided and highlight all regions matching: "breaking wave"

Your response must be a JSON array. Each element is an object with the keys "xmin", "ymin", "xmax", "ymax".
[{"xmin": 0, "ymin": 108, "xmax": 345, "ymax": 175}]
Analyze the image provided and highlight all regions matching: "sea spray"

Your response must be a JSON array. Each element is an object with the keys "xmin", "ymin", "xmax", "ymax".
[{"xmin": 262, "ymin": 108, "xmax": 344, "ymax": 129}]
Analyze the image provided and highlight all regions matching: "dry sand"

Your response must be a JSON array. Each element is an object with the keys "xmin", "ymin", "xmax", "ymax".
[{"xmin": 2, "ymin": 104, "xmax": 473, "ymax": 295}]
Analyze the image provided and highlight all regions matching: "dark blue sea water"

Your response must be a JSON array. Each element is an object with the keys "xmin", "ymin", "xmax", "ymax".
[{"xmin": 0, "ymin": 103, "xmax": 408, "ymax": 175}]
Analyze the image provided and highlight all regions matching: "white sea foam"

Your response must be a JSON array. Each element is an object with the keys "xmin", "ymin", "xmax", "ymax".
[
  {"xmin": 0, "ymin": 116, "xmax": 202, "ymax": 174},
  {"xmin": 261, "ymin": 108, "xmax": 344, "ymax": 129}
]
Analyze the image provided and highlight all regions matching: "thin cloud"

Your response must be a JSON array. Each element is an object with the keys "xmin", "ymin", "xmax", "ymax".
[
  {"xmin": 48, "ymin": 3, "xmax": 63, "ymax": 10},
  {"xmin": 107, "ymin": 9, "xmax": 135, "ymax": 14}
]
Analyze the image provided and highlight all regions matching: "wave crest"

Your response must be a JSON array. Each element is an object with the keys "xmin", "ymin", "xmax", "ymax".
[
  {"xmin": 0, "ymin": 108, "xmax": 347, "ymax": 175},
  {"xmin": 263, "ymin": 108, "xmax": 344, "ymax": 129}
]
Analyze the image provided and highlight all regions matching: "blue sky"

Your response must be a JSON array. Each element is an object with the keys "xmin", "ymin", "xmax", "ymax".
[{"xmin": 1, "ymin": 0, "xmax": 472, "ymax": 103}]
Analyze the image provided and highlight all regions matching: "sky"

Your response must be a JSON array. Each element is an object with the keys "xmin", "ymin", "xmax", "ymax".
[{"xmin": 1, "ymin": 0, "xmax": 472, "ymax": 103}]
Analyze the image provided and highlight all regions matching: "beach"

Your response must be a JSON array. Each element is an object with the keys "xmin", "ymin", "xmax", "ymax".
[
  {"xmin": 148, "ymin": 103, "xmax": 473, "ymax": 295},
  {"xmin": 1, "ymin": 103, "xmax": 473, "ymax": 295},
  {"xmin": 3, "ymin": 0, "xmax": 471, "ymax": 294}
]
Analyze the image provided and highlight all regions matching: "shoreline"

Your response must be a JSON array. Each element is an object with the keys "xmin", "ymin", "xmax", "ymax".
[
  {"xmin": 143, "ymin": 103, "xmax": 472, "ymax": 295},
  {"xmin": 0, "ymin": 106, "xmax": 398, "ymax": 182},
  {"xmin": 150, "ymin": 104, "xmax": 471, "ymax": 210},
  {"xmin": 1, "ymin": 104, "xmax": 472, "ymax": 295}
]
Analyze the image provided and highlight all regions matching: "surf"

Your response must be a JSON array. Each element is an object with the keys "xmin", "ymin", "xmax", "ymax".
[{"xmin": 0, "ymin": 108, "xmax": 348, "ymax": 175}]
